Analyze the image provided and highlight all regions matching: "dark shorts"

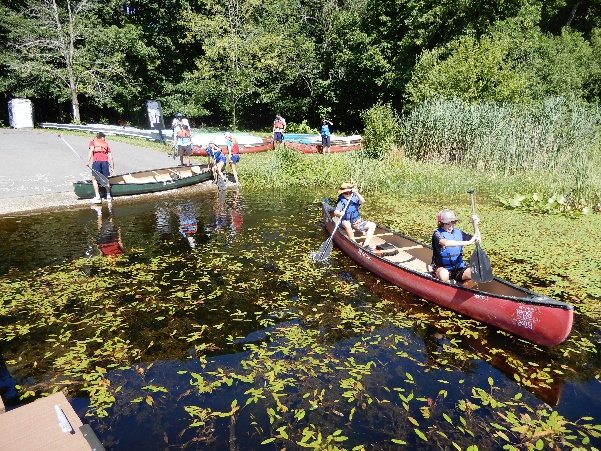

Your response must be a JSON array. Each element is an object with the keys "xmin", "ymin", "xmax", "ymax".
[
  {"xmin": 321, "ymin": 135, "xmax": 331, "ymax": 147},
  {"xmin": 91, "ymin": 161, "xmax": 110, "ymax": 178},
  {"xmin": 447, "ymin": 266, "xmax": 468, "ymax": 283},
  {"xmin": 178, "ymin": 145, "xmax": 192, "ymax": 157},
  {"xmin": 230, "ymin": 154, "xmax": 240, "ymax": 164},
  {"xmin": 351, "ymin": 218, "xmax": 373, "ymax": 234},
  {"xmin": 274, "ymin": 132, "xmax": 284, "ymax": 143}
]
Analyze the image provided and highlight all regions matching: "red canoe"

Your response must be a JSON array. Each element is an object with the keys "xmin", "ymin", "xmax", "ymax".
[
  {"xmin": 191, "ymin": 138, "xmax": 274, "ymax": 156},
  {"xmin": 285, "ymin": 141, "xmax": 362, "ymax": 154},
  {"xmin": 320, "ymin": 202, "xmax": 574, "ymax": 347}
]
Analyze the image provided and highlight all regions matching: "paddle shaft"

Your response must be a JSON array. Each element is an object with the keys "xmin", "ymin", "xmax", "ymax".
[
  {"xmin": 467, "ymin": 190, "xmax": 494, "ymax": 283},
  {"xmin": 59, "ymin": 134, "xmax": 110, "ymax": 187}
]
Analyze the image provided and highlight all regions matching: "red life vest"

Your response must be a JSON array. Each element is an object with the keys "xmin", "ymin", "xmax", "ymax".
[
  {"xmin": 274, "ymin": 120, "xmax": 284, "ymax": 129},
  {"xmin": 177, "ymin": 128, "xmax": 191, "ymax": 138},
  {"xmin": 92, "ymin": 139, "xmax": 109, "ymax": 154},
  {"xmin": 231, "ymin": 142, "xmax": 239, "ymax": 154}
]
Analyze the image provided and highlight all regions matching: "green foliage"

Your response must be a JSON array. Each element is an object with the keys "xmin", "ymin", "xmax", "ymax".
[
  {"xmin": 360, "ymin": 102, "xmax": 401, "ymax": 159},
  {"xmin": 397, "ymin": 97, "xmax": 601, "ymax": 206},
  {"xmin": 498, "ymin": 193, "xmax": 592, "ymax": 217},
  {"xmin": 285, "ymin": 120, "xmax": 317, "ymax": 134}
]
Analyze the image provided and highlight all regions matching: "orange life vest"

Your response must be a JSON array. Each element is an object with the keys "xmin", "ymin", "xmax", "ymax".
[
  {"xmin": 177, "ymin": 128, "xmax": 191, "ymax": 138},
  {"xmin": 274, "ymin": 120, "xmax": 284, "ymax": 129}
]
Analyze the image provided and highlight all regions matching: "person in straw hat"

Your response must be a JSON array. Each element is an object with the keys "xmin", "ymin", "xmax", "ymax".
[{"xmin": 333, "ymin": 183, "xmax": 376, "ymax": 249}]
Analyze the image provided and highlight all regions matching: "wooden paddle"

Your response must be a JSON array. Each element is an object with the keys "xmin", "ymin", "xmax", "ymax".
[
  {"xmin": 59, "ymin": 134, "xmax": 110, "ymax": 187},
  {"xmin": 312, "ymin": 200, "xmax": 351, "ymax": 262},
  {"xmin": 467, "ymin": 190, "xmax": 494, "ymax": 283}
]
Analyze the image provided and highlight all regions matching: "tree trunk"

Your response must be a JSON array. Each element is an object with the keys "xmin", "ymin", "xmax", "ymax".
[{"xmin": 71, "ymin": 88, "xmax": 80, "ymax": 123}]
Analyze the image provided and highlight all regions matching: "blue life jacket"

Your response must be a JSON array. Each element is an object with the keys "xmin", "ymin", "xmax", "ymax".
[
  {"xmin": 433, "ymin": 228, "xmax": 466, "ymax": 270},
  {"xmin": 321, "ymin": 124, "xmax": 331, "ymax": 137},
  {"xmin": 338, "ymin": 194, "xmax": 360, "ymax": 223}
]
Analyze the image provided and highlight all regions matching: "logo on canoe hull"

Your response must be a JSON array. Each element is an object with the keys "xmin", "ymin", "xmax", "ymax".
[{"xmin": 513, "ymin": 306, "xmax": 540, "ymax": 330}]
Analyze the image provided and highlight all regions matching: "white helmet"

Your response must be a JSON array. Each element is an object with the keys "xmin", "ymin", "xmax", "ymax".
[{"xmin": 437, "ymin": 209, "xmax": 458, "ymax": 223}]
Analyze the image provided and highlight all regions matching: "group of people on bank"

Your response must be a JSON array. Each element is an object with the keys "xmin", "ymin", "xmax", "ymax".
[
  {"xmin": 333, "ymin": 183, "xmax": 481, "ymax": 286},
  {"xmin": 272, "ymin": 114, "xmax": 335, "ymax": 154},
  {"xmin": 170, "ymin": 113, "xmax": 240, "ymax": 187}
]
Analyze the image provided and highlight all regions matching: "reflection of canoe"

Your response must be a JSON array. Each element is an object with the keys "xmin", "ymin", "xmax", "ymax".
[
  {"xmin": 320, "ymin": 202, "xmax": 574, "ymax": 347},
  {"xmin": 285, "ymin": 135, "xmax": 362, "ymax": 154},
  {"xmin": 191, "ymin": 135, "xmax": 274, "ymax": 156},
  {"xmin": 360, "ymin": 277, "xmax": 564, "ymax": 405},
  {"xmin": 73, "ymin": 165, "xmax": 213, "ymax": 199}
]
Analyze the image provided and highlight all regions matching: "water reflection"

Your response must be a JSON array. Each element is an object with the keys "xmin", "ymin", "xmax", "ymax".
[
  {"xmin": 90, "ymin": 204, "xmax": 124, "ymax": 257},
  {"xmin": 177, "ymin": 201, "xmax": 198, "ymax": 249},
  {"xmin": 206, "ymin": 189, "xmax": 244, "ymax": 242}
]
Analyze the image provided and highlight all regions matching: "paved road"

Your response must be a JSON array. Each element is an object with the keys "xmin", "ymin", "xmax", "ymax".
[
  {"xmin": 0, "ymin": 128, "xmax": 175, "ymax": 199},
  {"xmin": 0, "ymin": 128, "xmax": 202, "ymax": 215}
]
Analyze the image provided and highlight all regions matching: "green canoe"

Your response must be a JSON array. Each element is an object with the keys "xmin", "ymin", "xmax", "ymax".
[{"xmin": 73, "ymin": 164, "xmax": 213, "ymax": 199}]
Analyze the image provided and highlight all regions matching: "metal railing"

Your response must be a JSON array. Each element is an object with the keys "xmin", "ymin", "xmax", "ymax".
[{"xmin": 39, "ymin": 122, "xmax": 173, "ymax": 142}]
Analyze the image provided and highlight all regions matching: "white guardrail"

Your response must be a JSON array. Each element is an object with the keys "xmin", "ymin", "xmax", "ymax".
[{"xmin": 40, "ymin": 122, "xmax": 173, "ymax": 142}]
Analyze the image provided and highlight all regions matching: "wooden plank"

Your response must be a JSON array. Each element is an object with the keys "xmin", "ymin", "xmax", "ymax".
[{"xmin": 0, "ymin": 392, "xmax": 101, "ymax": 451}]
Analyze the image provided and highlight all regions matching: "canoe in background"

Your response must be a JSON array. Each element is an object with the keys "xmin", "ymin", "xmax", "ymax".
[
  {"xmin": 73, "ymin": 164, "xmax": 213, "ymax": 199},
  {"xmin": 191, "ymin": 134, "xmax": 274, "ymax": 156},
  {"xmin": 285, "ymin": 135, "xmax": 362, "ymax": 154},
  {"xmin": 320, "ymin": 202, "xmax": 574, "ymax": 347}
]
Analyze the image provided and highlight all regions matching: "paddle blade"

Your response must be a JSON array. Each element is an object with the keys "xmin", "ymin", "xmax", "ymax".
[
  {"xmin": 470, "ymin": 244, "xmax": 494, "ymax": 283},
  {"xmin": 92, "ymin": 169, "xmax": 110, "ymax": 187},
  {"xmin": 311, "ymin": 237, "xmax": 333, "ymax": 262},
  {"xmin": 217, "ymin": 174, "xmax": 226, "ymax": 191}
]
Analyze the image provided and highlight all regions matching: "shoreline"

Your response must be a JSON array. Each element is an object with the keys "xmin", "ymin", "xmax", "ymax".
[{"xmin": 0, "ymin": 180, "xmax": 231, "ymax": 217}]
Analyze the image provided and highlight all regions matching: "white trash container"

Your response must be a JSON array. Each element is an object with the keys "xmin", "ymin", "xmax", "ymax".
[{"xmin": 8, "ymin": 98, "xmax": 34, "ymax": 128}]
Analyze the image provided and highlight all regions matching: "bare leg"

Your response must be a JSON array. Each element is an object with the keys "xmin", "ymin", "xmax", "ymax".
[
  {"xmin": 231, "ymin": 163, "xmax": 239, "ymax": 184},
  {"xmin": 362, "ymin": 221, "xmax": 377, "ymax": 248}
]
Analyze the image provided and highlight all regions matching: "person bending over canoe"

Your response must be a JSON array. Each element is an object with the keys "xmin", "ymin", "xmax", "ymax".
[
  {"xmin": 431, "ymin": 209, "xmax": 481, "ymax": 287},
  {"xmin": 201, "ymin": 142, "xmax": 226, "ymax": 185},
  {"xmin": 334, "ymin": 183, "xmax": 376, "ymax": 250}
]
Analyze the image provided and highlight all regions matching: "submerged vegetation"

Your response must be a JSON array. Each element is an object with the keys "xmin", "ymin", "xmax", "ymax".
[{"xmin": 0, "ymin": 191, "xmax": 600, "ymax": 449}]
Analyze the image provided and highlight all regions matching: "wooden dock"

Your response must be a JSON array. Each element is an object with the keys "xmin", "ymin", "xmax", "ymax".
[{"xmin": 0, "ymin": 392, "xmax": 104, "ymax": 450}]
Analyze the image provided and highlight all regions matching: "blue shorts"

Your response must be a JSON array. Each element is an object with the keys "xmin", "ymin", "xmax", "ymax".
[
  {"xmin": 215, "ymin": 154, "xmax": 227, "ymax": 165},
  {"xmin": 321, "ymin": 135, "xmax": 331, "ymax": 147},
  {"xmin": 230, "ymin": 154, "xmax": 240, "ymax": 164},
  {"xmin": 274, "ymin": 132, "xmax": 284, "ymax": 143},
  {"xmin": 92, "ymin": 161, "xmax": 110, "ymax": 177}
]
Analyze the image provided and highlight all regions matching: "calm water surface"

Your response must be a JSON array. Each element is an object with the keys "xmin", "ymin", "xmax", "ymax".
[{"xmin": 0, "ymin": 189, "xmax": 600, "ymax": 450}]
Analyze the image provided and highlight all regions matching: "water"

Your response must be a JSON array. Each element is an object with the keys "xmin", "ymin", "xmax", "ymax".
[{"xmin": 0, "ymin": 189, "xmax": 600, "ymax": 450}]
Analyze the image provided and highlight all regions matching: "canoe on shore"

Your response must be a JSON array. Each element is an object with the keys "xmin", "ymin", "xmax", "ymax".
[
  {"xmin": 320, "ymin": 202, "xmax": 574, "ymax": 347},
  {"xmin": 191, "ymin": 135, "xmax": 274, "ymax": 156},
  {"xmin": 73, "ymin": 164, "xmax": 213, "ymax": 199},
  {"xmin": 285, "ymin": 135, "xmax": 362, "ymax": 154}
]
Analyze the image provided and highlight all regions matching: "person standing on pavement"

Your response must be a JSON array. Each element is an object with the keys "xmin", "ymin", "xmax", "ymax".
[
  {"xmin": 320, "ymin": 119, "xmax": 333, "ymax": 154},
  {"xmin": 174, "ymin": 123, "xmax": 193, "ymax": 166},
  {"xmin": 86, "ymin": 132, "xmax": 114, "ymax": 203},
  {"xmin": 224, "ymin": 132, "xmax": 240, "ymax": 186}
]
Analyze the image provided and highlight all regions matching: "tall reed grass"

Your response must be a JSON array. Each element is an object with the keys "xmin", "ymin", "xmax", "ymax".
[{"xmin": 398, "ymin": 97, "xmax": 601, "ymax": 204}]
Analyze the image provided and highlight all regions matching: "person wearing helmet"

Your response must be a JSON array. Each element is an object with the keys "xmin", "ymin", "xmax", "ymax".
[
  {"xmin": 431, "ymin": 209, "xmax": 481, "ymax": 286},
  {"xmin": 334, "ymin": 183, "xmax": 376, "ymax": 249}
]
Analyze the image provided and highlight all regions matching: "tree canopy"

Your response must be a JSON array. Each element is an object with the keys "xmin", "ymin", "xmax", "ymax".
[{"xmin": 0, "ymin": 0, "xmax": 599, "ymax": 130}]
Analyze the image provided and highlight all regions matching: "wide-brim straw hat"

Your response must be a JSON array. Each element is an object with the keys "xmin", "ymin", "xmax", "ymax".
[{"xmin": 338, "ymin": 183, "xmax": 353, "ymax": 195}]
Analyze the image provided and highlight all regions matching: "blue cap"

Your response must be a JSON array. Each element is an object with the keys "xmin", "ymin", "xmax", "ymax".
[{"xmin": 176, "ymin": 112, "xmax": 183, "ymax": 117}]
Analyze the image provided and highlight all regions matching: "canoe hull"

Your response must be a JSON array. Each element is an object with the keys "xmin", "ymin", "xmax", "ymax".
[
  {"xmin": 285, "ymin": 141, "xmax": 361, "ymax": 154},
  {"xmin": 73, "ymin": 165, "xmax": 213, "ymax": 199},
  {"xmin": 191, "ymin": 139, "xmax": 274, "ymax": 156},
  {"xmin": 321, "ymin": 202, "xmax": 573, "ymax": 347}
]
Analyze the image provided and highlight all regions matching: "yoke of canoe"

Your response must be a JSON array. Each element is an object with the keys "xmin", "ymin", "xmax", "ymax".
[{"xmin": 320, "ymin": 201, "xmax": 574, "ymax": 347}]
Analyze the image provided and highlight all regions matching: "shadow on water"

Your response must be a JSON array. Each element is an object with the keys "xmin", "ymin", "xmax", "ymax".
[{"xmin": 0, "ymin": 189, "xmax": 600, "ymax": 449}]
